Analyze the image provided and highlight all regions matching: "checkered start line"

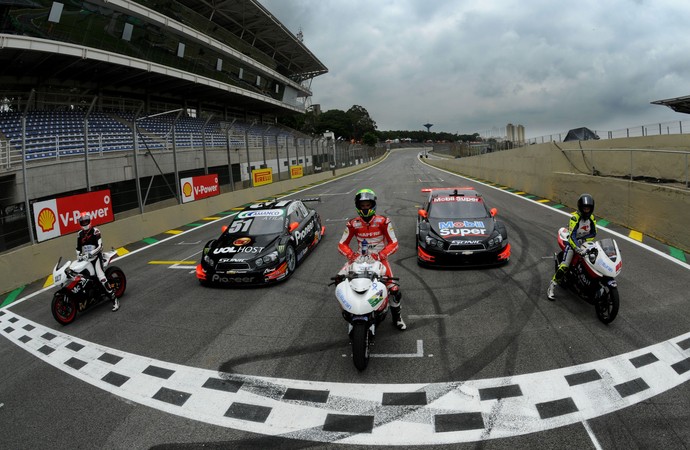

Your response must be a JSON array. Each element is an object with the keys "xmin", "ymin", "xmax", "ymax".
[{"xmin": 1, "ymin": 309, "xmax": 689, "ymax": 446}]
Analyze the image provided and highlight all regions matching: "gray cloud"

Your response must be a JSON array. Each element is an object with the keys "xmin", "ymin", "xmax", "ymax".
[{"xmin": 259, "ymin": 0, "xmax": 690, "ymax": 138}]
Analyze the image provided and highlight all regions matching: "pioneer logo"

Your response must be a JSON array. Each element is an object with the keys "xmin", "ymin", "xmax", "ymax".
[{"xmin": 212, "ymin": 274, "xmax": 255, "ymax": 283}]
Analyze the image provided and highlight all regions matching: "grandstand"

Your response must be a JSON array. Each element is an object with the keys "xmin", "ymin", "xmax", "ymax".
[{"xmin": 0, "ymin": 1, "xmax": 381, "ymax": 252}]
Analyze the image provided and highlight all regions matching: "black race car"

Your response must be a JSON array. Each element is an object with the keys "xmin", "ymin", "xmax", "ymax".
[
  {"xmin": 416, "ymin": 187, "xmax": 510, "ymax": 267},
  {"xmin": 196, "ymin": 198, "xmax": 324, "ymax": 286}
]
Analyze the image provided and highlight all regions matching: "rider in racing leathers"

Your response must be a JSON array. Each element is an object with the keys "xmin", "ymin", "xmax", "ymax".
[
  {"xmin": 76, "ymin": 212, "xmax": 119, "ymax": 311},
  {"xmin": 547, "ymin": 193, "xmax": 598, "ymax": 300},
  {"xmin": 338, "ymin": 188, "xmax": 406, "ymax": 330}
]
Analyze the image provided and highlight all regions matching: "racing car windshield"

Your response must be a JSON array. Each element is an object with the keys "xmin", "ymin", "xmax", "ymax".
[
  {"xmin": 225, "ymin": 210, "xmax": 286, "ymax": 236},
  {"xmin": 429, "ymin": 199, "xmax": 488, "ymax": 219}
]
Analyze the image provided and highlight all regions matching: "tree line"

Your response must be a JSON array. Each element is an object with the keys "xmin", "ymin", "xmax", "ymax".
[{"xmin": 278, "ymin": 105, "xmax": 481, "ymax": 146}]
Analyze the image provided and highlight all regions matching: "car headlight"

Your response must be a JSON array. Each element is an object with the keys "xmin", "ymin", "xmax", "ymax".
[
  {"xmin": 203, "ymin": 255, "xmax": 214, "ymax": 266},
  {"xmin": 487, "ymin": 232, "xmax": 503, "ymax": 248},
  {"xmin": 256, "ymin": 251, "xmax": 279, "ymax": 267},
  {"xmin": 425, "ymin": 236, "xmax": 444, "ymax": 249}
]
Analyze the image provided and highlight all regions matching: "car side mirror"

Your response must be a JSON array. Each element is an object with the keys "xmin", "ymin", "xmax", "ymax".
[
  {"xmin": 490, "ymin": 207, "xmax": 498, "ymax": 217},
  {"xmin": 289, "ymin": 222, "xmax": 299, "ymax": 232},
  {"xmin": 418, "ymin": 209, "xmax": 428, "ymax": 219},
  {"xmin": 221, "ymin": 225, "xmax": 228, "ymax": 232}
]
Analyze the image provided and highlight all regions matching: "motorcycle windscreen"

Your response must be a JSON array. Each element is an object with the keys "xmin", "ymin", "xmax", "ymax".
[{"xmin": 599, "ymin": 238, "xmax": 618, "ymax": 260}]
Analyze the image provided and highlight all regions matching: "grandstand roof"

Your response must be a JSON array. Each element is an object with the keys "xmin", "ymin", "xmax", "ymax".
[
  {"xmin": 176, "ymin": 0, "xmax": 328, "ymax": 82},
  {"xmin": 0, "ymin": 45, "xmax": 294, "ymax": 115},
  {"xmin": 0, "ymin": 0, "xmax": 329, "ymax": 115},
  {"xmin": 651, "ymin": 95, "xmax": 690, "ymax": 114}
]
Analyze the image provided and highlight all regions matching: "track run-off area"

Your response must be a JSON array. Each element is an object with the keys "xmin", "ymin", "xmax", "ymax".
[{"xmin": 2, "ymin": 148, "xmax": 689, "ymax": 449}]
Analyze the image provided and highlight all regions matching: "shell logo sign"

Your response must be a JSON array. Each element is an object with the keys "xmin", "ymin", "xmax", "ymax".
[
  {"xmin": 182, "ymin": 181, "xmax": 193, "ymax": 198},
  {"xmin": 32, "ymin": 189, "xmax": 114, "ymax": 242},
  {"xmin": 181, "ymin": 174, "xmax": 220, "ymax": 203},
  {"xmin": 37, "ymin": 208, "xmax": 57, "ymax": 232}
]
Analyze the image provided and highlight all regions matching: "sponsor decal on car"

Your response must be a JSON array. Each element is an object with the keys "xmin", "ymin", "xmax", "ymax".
[
  {"xmin": 452, "ymin": 240, "xmax": 483, "ymax": 245},
  {"xmin": 211, "ymin": 274, "xmax": 255, "ymax": 283},
  {"xmin": 293, "ymin": 220, "xmax": 315, "ymax": 244},
  {"xmin": 432, "ymin": 196, "xmax": 480, "ymax": 202},
  {"xmin": 438, "ymin": 220, "xmax": 487, "ymax": 237},
  {"xmin": 237, "ymin": 209, "xmax": 283, "ymax": 218},
  {"xmin": 213, "ymin": 246, "xmax": 265, "ymax": 254},
  {"xmin": 233, "ymin": 237, "xmax": 252, "ymax": 246}
]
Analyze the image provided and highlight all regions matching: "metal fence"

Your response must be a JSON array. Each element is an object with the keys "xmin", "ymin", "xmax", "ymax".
[
  {"xmin": 0, "ymin": 118, "xmax": 382, "ymax": 253},
  {"xmin": 524, "ymin": 119, "xmax": 690, "ymax": 144}
]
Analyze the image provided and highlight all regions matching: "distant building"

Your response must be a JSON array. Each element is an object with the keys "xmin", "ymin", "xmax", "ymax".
[{"xmin": 506, "ymin": 123, "xmax": 525, "ymax": 143}]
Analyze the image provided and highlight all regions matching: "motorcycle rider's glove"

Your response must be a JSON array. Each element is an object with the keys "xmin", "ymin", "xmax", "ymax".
[{"xmin": 575, "ymin": 246, "xmax": 586, "ymax": 256}]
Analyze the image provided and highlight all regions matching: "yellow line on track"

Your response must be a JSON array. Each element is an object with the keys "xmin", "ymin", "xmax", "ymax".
[
  {"xmin": 537, "ymin": 199, "xmax": 550, "ymax": 203},
  {"xmin": 629, "ymin": 230, "xmax": 643, "ymax": 242},
  {"xmin": 165, "ymin": 230, "xmax": 183, "ymax": 235},
  {"xmin": 43, "ymin": 275, "xmax": 54, "ymax": 288},
  {"xmin": 202, "ymin": 217, "xmax": 222, "ymax": 220},
  {"xmin": 148, "ymin": 261, "xmax": 197, "ymax": 265}
]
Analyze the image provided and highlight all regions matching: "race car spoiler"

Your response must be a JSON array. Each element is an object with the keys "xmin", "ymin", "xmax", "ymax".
[
  {"xmin": 421, "ymin": 187, "xmax": 475, "ymax": 193},
  {"xmin": 300, "ymin": 197, "xmax": 322, "ymax": 203}
]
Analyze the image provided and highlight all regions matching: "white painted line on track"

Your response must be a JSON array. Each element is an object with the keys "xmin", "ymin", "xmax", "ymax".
[
  {"xmin": 1, "ymin": 311, "xmax": 688, "ymax": 446},
  {"xmin": 582, "ymin": 420, "xmax": 603, "ymax": 450}
]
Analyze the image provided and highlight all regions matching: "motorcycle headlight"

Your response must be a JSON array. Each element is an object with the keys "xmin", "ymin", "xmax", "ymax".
[{"xmin": 256, "ymin": 251, "xmax": 279, "ymax": 267}]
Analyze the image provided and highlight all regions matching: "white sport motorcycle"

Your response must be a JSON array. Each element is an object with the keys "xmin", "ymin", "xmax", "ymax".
[
  {"xmin": 51, "ymin": 249, "xmax": 126, "ymax": 325},
  {"xmin": 553, "ymin": 227, "xmax": 622, "ymax": 324},
  {"xmin": 329, "ymin": 250, "xmax": 398, "ymax": 371}
]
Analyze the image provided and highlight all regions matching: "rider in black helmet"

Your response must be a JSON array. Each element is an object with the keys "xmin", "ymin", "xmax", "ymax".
[{"xmin": 547, "ymin": 194, "xmax": 598, "ymax": 300}]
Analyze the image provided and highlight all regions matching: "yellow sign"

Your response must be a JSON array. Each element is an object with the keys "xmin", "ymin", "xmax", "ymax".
[
  {"xmin": 290, "ymin": 165, "xmax": 303, "ymax": 179},
  {"xmin": 252, "ymin": 168, "xmax": 273, "ymax": 186}
]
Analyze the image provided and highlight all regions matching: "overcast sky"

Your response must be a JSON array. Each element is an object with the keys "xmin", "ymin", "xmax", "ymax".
[{"xmin": 258, "ymin": 0, "xmax": 690, "ymax": 139}]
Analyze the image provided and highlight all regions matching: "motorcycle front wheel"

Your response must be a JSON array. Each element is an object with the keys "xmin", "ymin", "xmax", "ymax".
[
  {"xmin": 106, "ymin": 266, "xmax": 127, "ymax": 298},
  {"xmin": 351, "ymin": 322, "xmax": 370, "ymax": 371},
  {"xmin": 595, "ymin": 286, "xmax": 620, "ymax": 324},
  {"xmin": 51, "ymin": 292, "xmax": 77, "ymax": 325}
]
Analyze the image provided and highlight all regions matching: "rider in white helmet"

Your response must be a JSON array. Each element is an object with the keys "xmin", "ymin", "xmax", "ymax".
[
  {"xmin": 76, "ymin": 212, "xmax": 119, "ymax": 311},
  {"xmin": 338, "ymin": 188, "xmax": 406, "ymax": 330}
]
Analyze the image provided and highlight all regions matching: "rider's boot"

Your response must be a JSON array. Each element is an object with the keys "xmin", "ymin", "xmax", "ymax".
[
  {"xmin": 104, "ymin": 283, "xmax": 119, "ymax": 312},
  {"xmin": 547, "ymin": 280, "xmax": 557, "ymax": 301},
  {"xmin": 389, "ymin": 288, "xmax": 406, "ymax": 330},
  {"xmin": 548, "ymin": 264, "xmax": 567, "ymax": 301}
]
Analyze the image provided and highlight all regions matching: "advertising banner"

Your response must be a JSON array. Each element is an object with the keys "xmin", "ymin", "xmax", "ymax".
[
  {"xmin": 181, "ymin": 174, "xmax": 220, "ymax": 203},
  {"xmin": 252, "ymin": 168, "xmax": 273, "ymax": 187},
  {"xmin": 289, "ymin": 165, "xmax": 303, "ymax": 179},
  {"xmin": 32, "ymin": 189, "xmax": 114, "ymax": 242}
]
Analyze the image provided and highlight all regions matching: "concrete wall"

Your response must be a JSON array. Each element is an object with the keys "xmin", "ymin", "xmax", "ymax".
[
  {"xmin": 0, "ymin": 159, "xmax": 378, "ymax": 294},
  {"xmin": 426, "ymin": 137, "xmax": 690, "ymax": 252}
]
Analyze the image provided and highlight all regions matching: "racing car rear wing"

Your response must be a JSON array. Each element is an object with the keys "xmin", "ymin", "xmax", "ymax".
[
  {"xmin": 421, "ymin": 187, "xmax": 475, "ymax": 193},
  {"xmin": 300, "ymin": 197, "xmax": 321, "ymax": 202}
]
